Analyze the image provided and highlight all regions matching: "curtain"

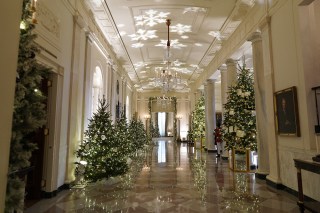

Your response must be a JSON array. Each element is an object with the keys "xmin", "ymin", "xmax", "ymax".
[{"xmin": 158, "ymin": 112, "xmax": 166, "ymax": 136}]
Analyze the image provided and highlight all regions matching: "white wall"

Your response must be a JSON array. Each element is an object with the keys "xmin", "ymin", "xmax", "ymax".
[
  {"xmin": 269, "ymin": 0, "xmax": 320, "ymax": 200},
  {"xmin": 35, "ymin": 0, "xmax": 74, "ymax": 190}
]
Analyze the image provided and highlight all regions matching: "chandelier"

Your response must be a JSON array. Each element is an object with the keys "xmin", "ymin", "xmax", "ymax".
[
  {"xmin": 156, "ymin": 19, "xmax": 180, "ymax": 93},
  {"xmin": 157, "ymin": 94, "xmax": 172, "ymax": 109}
]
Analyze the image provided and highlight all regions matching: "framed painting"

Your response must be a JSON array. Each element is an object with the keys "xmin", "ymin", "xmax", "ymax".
[{"xmin": 274, "ymin": 86, "xmax": 300, "ymax": 136}]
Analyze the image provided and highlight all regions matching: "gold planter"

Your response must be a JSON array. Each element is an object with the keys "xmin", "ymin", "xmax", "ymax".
[{"xmin": 229, "ymin": 148, "xmax": 250, "ymax": 172}]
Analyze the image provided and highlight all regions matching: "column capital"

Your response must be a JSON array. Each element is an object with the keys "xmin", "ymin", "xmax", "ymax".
[
  {"xmin": 226, "ymin": 58, "xmax": 236, "ymax": 66},
  {"xmin": 219, "ymin": 64, "xmax": 227, "ymax": 71},
  {"xmin": 247, "ymin": 31, "xmax": 262, "ymax": 43},
  {"xmin": 259, "ymin": 15, "xmax": 271, "ymax": 31},
  {"xmin": 206, "ymin": 79, "xmax": 216, "ymax": 84},
  {"xmin": 74, "ymin": 14, "xmax": 88, "ymax": 30}
]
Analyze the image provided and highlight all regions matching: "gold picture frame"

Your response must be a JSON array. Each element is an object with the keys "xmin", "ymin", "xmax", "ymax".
[{"xmin": 274, "ymin": 86, "xmax": 300, "ymax": 136}]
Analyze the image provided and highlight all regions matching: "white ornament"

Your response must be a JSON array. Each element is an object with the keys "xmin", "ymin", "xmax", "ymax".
[
  {"xmin": 229, "ymin": 126, "xmax": 234, "ymax": 132},
  {"xmin": 244, "ymin": 91, "xmax": 251, "ymax": 97},
  {"xmin": 237, "ymin": 89, "xmax": 243, "ymax": 96},
  {"xmin": 252, "ymin": 110, "xmax": 256, "ymax": 116},
  {"xmin": 229, "ymin": 110, "xmax": 235, "ymax": 115},
  {"xmin": 101, "ymin": 135, "xmax": 106, "ymax": 140},
  {"xmin": 127, "ymin": 158, "xmax": 132, "ymax": 165},
  {"xmin": 236, "ymin": 130, "xmax": 245, "ymax": 138}
]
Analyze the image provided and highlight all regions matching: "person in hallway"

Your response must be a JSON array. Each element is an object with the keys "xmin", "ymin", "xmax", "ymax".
[{"xmin": 214, "ymin": 122, "xmax": 223, "ymax": 157}]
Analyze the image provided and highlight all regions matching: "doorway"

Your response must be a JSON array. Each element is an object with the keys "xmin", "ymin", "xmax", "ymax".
[
  {"xmin": 25, "ymin": 78, "xmax": 48, "ymax": 206},
  {"xmin": 153, "ymin": 112, "xmax": 174, "ymax": 137}
]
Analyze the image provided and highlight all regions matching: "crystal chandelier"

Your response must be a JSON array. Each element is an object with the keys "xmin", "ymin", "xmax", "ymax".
[
  {"xmin": 156, "ymin": 19, "xmax": 180, "ymax": 93},
  {"xmin": 157, "ymin": 94, "xmax": 172, "ymax": 109}
]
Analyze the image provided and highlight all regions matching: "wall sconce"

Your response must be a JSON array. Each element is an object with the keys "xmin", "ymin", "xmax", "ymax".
[
  {"xmin": 145, "ymin": 115, "xmax": 151, "ymax": 119},
  {"xmin": 176, "ymin": 115, "xmax": 182, "ymax": 119}
]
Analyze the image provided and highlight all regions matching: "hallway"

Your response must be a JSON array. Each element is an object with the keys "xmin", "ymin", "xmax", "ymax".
[{"xmin": 26, "ymin": 138, "xmax": 301, "ymax": 212}]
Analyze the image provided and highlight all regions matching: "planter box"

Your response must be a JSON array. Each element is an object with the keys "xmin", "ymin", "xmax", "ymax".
[{"xmin": 229, "ymin": 148, "xmax": 257, "ymax": 172}]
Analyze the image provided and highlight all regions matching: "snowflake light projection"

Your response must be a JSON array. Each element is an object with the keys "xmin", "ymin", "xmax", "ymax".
[
  {"xmin": 183, "ymin": 7, "xmax": 207, "ymax": 14},
  {"xmin": 208, "ymin": 31, "xmax": 225, "ymax": 40},
  {"xmin": 134, "ymin": 10, "xmax": 170, "ymax": 27},
  {"xmin": 195, "ymin": 43, "xmax": 203, "ymax": 47},
  {"xmin": 132, "ymin": 42, "xmax": 144, "ymax": 48},
  {"xmin": 155, "ymin": 39, "xmax": 187, "ymax": 49},
  {"xmin": 190, "ymin": 64, "xmax": 200, "ymax": 69},
  {"xmin": 172, "ymin": 60, "xmax": 185, "ymax": 67},
  {"xmin": 119, "ymin": 31, "xmax": 127, "ymax": 36},
  {"xmin": 172, "ymin": 67, "xmax": 192, "ymax": 74},
  {"xmin": 133, "ymin": 61, "xmax": 148, "ymax": 69},
  {"xmin": 171, "ymin": 24, "xmax": 191, "ymax": 35},
  {"xmin": 129, "ymin": 29, "xmax": 158, "ymax": 41},
  {"xmin": 181, "ymin": 35, "xmax": 189, "ymax": 39}
]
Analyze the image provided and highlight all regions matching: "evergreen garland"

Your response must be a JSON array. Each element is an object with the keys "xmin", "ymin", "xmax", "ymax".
[
  {"xmin": 5, "ymin": 0, "xmax": 50, "ymax": 212},
  {"xmin": 221, "ymin": 64, "xmax": 257, "ymax": 151}
]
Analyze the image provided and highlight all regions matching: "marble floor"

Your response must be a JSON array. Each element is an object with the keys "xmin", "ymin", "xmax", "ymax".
[{"xmin": 26, "ymin": 138, "xmax": 304, "ymax": 213}]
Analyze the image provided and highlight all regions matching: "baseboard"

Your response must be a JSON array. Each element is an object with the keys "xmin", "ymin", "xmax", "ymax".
[
  {"xmin": 42, "ymin": 183, "xmax": 70, "ymax": 198},
  {"xmin": 43, "ymin": 190, "xmax": 57, "ymax": 198},
  {"xmin": 266, "ymin": 178, "xmax": 285, "ymax": 190},
  {"xmin": 266, "ymin": 179, "xmax": 316, "ymax": 203},
  {"xmin": 255, "ymin": 172, "xmax": 267, "ymax": 180}
]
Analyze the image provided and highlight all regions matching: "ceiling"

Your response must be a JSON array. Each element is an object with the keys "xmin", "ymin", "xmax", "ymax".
[{"xmin": 84, "ymin": 0, "xmax": 255, "ymax": 93}]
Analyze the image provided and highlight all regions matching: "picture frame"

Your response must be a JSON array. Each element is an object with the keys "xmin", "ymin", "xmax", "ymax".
[{"xmin": 274, "ymin": 86, "xmax": 300, "ymax": 136}]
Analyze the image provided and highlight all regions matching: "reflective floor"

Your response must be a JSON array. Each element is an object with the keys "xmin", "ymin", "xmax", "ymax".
[{"xmin": 26, "ymin": 138, "xmax": 302, "ymax": 212}]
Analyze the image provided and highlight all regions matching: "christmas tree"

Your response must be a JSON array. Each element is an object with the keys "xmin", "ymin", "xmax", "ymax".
[
  {"xmin": 75, "ymin": 98, "xmax": 129, "ymax": 182},
  {"xmin": 128, "ymin": 117, "xmax": 148, "ymax": 152},
  {"xmin": 150, "ymin": 120, "xmax": 160, "ymax": 138},
  {"xmin": 191, "ymin": 95, "xmax": 206, "ymax": 139},
  {"xmin": 222, "ymin": 64, "xmax": 257, "ymax": 151},
  {"xmin": 6, "ymin": 0, "xmax": 50, "ymax": 212}
]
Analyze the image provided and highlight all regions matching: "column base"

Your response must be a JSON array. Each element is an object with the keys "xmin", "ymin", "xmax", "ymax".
[
  {"xmin": 266, "ymin": 175, "xmax": 284, "ymax": 189},
  {"xmin": 255, "ymin": 171, "xmax": 269, "ymax": 180}
]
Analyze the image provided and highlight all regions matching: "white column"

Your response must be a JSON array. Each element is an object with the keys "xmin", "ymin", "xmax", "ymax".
[
  {"xmin": 205, "ymin": 79, "xmax": 217, "ymax": 151},
  {"xmin": 65, "ymin": 16, "xmax": 88, "ymax": 184},
  {"xmin": 177, "ymin": 118, "xmax": 181, "ymax": 140},
  {"xmin": 204, "ymin": 83, "xmax": 209, "ymax": 149},
  {"xmin": 248, "ymin": 32, "xmax": 269, "ymax": 177},
  {"xmin": 219, "ymin": 66, "xmax": 229, "ymax": 158},
  {"xmin": 260, "ymin": 17, "xmax": 281, "ymax": 184},
  {"xmin": 0, "ymin": 1, "xmax": 22, "ymax": 210},
  {"xmin": 220, "ymin": 66, "xmax": 228, "ymax": 120},
  {"xmin": 222, "ymin": 59, "xmax": 237, "ymax": 158},
  {"xmin": 226, "ymin": 58, "xmax": 237, "ymax": 87}
]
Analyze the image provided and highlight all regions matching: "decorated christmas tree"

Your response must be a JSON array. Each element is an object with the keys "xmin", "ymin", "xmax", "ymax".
[
  {"xmin": 191, "ymin": 95, "xmax": 206, "ymax": 139},
  {"xmin": 5, "ymin": 0, "xmax": 50, "ymax": 212},
  {"xmin": 150, "ymin": 120, "xmax": 160, "ymax": 138},
  {"xmin": 222, "ymin": 63, "xmax": 257, "ymax": 151},
  {"xmin": 128, "ymin": 117, "xmax": 148, "ymax": 151},
  {"xmin": 75, "ymin": 98, "xmax": 129, "ymax": 182}
]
